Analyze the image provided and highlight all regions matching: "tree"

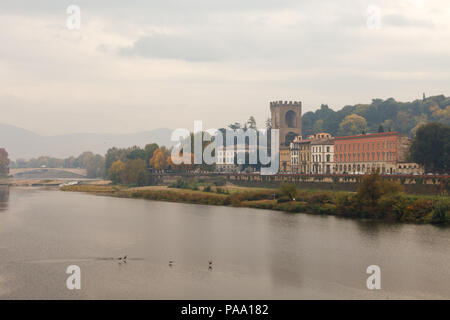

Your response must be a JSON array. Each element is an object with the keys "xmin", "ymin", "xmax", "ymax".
[
  {"xmin": 121, "ymin": 159, "xmax": 147, "ymax": 186},
  {"xmin": 0, "ymin": 148, "xmax": 10, "ymax": 177},
  {"xmin": 357, "ymin": 172, "xmax": 403, "ymax": 206},
  {"xmin": 228, "ymin": 122, "xmax": 242, "ymax": 130},
  {"xmin": 105, "ymin": 147, "xmax": 127, "ymax": 176},
  {"xmin": 149, "ymin": 148, "xmax": 167, "ymax": 170},
  {"xmin": 337, "ymin": 114, "xmax": 369, "ymax": 136},
  {"xmin": 144, "ymin": 143, "xmax": 159, "ymax": 166},
  {"xmin": 378, "ymin": 125, "xmax": 384, "ymax": 133},
  {"xmin": 126, "ymin": 146, "xmax": 146, "ymax": 160},
  {"xmin": 410, "ymin": 122, "xmax": 450, "ymax": 173},
  {"xmin": 108, "ymin": 160, "xmax": 125, "ymax": 184},
  {"xmin": 279, "ymin": 183, "xmax": 298, "ymax": 200},
  {"xmin": 86, "ymin": 154, "xmax": 105, "ymax": 178},
  {"xmin": 247, "ymin": 116, "xmax": 257, "ymax": 130},
  {"xmin": 77, "ymin": 151, "xmax": 95, "ymax": 168},
  {"xmin": 313, "ymin": 119, "xmax": 324, "ymax": 133}
]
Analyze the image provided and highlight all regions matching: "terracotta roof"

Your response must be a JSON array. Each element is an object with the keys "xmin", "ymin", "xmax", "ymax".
[{"xmin": 334, "ymin": 132, "xmax": 401, "ymax": 140}]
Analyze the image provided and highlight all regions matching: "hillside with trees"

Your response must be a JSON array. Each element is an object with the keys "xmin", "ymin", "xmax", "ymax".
[
  {"xmin": 302, "ymin": 95, "xmax": 450, "ymax": 137},
  {"xmin": 410, "ymin": 122, "xmax": 450, "ymax": 174}
]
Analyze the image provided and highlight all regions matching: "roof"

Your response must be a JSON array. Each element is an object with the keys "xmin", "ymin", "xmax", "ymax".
[
  {"xmin": 334, "ymin": 131, "xmax": 402, "ymax": 141},
  {"xmin": 311, "ymin": 138, "xmax": 334, "ymax": 145}
]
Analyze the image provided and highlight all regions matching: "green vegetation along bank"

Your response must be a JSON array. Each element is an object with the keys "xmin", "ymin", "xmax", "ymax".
[{"xmin": 61, "ymin": 173, "xmax": 449, "ymax": 225}]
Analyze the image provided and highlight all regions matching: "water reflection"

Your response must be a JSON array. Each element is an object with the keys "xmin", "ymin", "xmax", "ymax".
[
  {"xmin": 0, "ymin": 188, "xmax": 449, "ymax": 299},
  {"xmin": 0, "ymin": 185, "xmax": 9, "ymax": 211}
]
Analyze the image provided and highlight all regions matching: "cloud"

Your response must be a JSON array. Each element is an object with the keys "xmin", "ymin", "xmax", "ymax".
[
  {"xmin": 0, "ymin": 1, "xmax": 449, "ymax": 136},
  {"xmin": 384, "ymin": 14, "xmax": 434, "ymax": 28},
  {"xmin": 119, "ymin": 34, "xmax": 226, "ymax": 62}
]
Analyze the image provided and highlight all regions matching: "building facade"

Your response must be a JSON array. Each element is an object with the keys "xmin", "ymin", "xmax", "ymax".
[
  {"xmin": 334, "ymin": 132, "xmax": 415, "ymax": 174},
  {"xmin": 279, "ymin": 146, "xmax": 291, "ymax": 173},
  {"xmin": 396, "ymin": 162, "xmax": 424, "ymax": 175},
  {"xmin": 290, "ymin": 136, "xmax": 311, "ymax": 174},
  {"xmin": 311, "ymin": 138, "xmax": 334, "ymax": 174}
]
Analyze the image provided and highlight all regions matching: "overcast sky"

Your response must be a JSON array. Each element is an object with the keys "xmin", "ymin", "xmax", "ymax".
[{"xmin": 0, "ymin": 0, "xmax": 449, "ymax": 135}]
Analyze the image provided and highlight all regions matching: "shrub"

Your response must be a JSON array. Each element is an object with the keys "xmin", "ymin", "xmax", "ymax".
[
  {"xmin": 402, "ymin": 199, "xmax": 434, "ymax": 223},
  {"xmin": 203, "ymin": 185, "xmax": 212, "ymax": 192},
  {"xmin": 277, "ymin": 196, "xmax": 291, "ymax": 204},
  {"xmin": 279, "ymin": 183, "xmax": 298, "ymax": 200},
  {"xmin": 356, "ymin": 172, "xmax": 403, "ymax": 207},
  {"xmin": 168, "ymin": 178, "xmax": 199, "ymax": 190},
  {"xmin": 431, "ymin": 200, "xmax": 450, "ymax": 224},
  {"xmin": 335, "ymin": 193, "xmax": 359, "ymax": 217},
  {"xmin": 378, "ymin": 193, "xmax": 408, "ymax": 220},
  {"xmin": 213, "ymin": 177, "xmax": 227, "ymax": 186},
  {"xmin": 309, "ymin": 192, "xmax": 334, "ymax": 205}
]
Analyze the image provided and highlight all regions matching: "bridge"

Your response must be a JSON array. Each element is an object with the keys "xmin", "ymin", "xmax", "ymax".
[{"xmin": 10, "ymin": 168, "xmax": 87, "ymax": 179}]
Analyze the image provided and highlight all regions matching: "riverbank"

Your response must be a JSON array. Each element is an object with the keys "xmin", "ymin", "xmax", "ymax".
[{"xmin": 61, "ymin": 181, "xmax": 450, "ymax": 225}]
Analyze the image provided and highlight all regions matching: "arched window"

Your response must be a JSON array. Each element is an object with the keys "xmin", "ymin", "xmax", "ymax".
[{"xmin": 285, "ymin": 110, "xmax": 297, "ymax": 128}]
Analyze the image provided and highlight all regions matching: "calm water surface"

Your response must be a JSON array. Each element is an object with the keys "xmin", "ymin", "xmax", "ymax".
[{"xmin": 0, "ymin": 186, "xmax": 449, "ymax": 299}]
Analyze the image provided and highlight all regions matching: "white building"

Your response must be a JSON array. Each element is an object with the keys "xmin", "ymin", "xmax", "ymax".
[
  {"xmin": 216, "ymin": 144, "xmax": 263, "ymax": 172},
  {"xmin": 311, "ymin": 137, "xmax": 334, "ymax": 174}
]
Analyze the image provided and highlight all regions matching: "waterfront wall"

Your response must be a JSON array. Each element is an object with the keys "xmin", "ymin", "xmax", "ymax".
[{"xmin": 155, "ymin": 173, "xmax": 449, "ymax": 196}]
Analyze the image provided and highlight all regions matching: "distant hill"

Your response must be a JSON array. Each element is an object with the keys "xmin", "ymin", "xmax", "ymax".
[
  {"xmin": 0, "ymin": 123, "xmax": 174, "ymax": 160},
  {"xmin": 302, "ymin": 95, "xmax": 450, "ymax": 137}
]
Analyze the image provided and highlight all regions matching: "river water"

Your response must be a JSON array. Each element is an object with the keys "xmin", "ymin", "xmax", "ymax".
[{"xmin": 0, "ymin": 186, "xmax": 449, "ymax": 299}]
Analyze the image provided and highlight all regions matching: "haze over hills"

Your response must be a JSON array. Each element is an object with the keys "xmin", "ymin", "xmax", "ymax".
[{"xmin": 0, "ymin": 123, "xmax": 174, "ymax": 160}]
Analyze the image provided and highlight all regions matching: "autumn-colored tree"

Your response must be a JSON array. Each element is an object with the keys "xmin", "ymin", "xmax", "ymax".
[
  {"xmin": 357, "ymin": 172, "xmax": 403, "ymax": 206},
  {"xmin": 337, "ymin": 114, "xmax": 369, "ymax": 136},
  {"xmin": 121, "ymin": 159, "xmax": 147, "ymax": 186},
  {"xmin": 144, "ymin": 143, "xmax": 159, "ymax": 166},
  {"xmin": 0, "ymin": 148, "xmax": 10, "ymax": 177},
  {"xmin": 166, "ymin": 154, "xmax": 179, "ymax": 171},
  {"xmin": 108, "ymin": 160, "xmax": 125, "ymax": 184},
  {"xmin": 149, "ymin": 149, "xmax": 167, "ymax": 170}
]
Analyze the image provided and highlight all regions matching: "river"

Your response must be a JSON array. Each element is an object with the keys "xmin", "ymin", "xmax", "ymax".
[{"xmin": 0, "ymin": 186, "xmax": 449, "ymax": 299}]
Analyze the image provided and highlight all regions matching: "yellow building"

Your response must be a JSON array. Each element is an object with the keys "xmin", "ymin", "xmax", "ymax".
[
  {"xmin": 290, "ymin": 136, "xmax": 311, "ymax": 174},
  {"xmin": 279, "ymin": 146, "xmax": 291, "ymax": 173}
]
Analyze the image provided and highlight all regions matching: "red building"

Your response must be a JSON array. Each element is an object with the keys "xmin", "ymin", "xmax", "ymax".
[{"xmin": 334, "ymin": 132, "xmax": 411, "ymax": 174}]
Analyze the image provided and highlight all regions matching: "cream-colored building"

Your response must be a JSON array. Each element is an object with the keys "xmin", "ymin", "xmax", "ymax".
[
  {"xmin": 290, "ymin": 136, "xmax": 311, "ymax": 174},
  {"xmin": 311, "ymin": 138, "xmax": 334, "ymax": 174}
]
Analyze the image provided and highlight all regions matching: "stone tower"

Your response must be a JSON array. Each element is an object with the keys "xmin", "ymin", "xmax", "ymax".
[{"xmin": 270, "ymin": 101, "xmax": 302, "ymax": 146}]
